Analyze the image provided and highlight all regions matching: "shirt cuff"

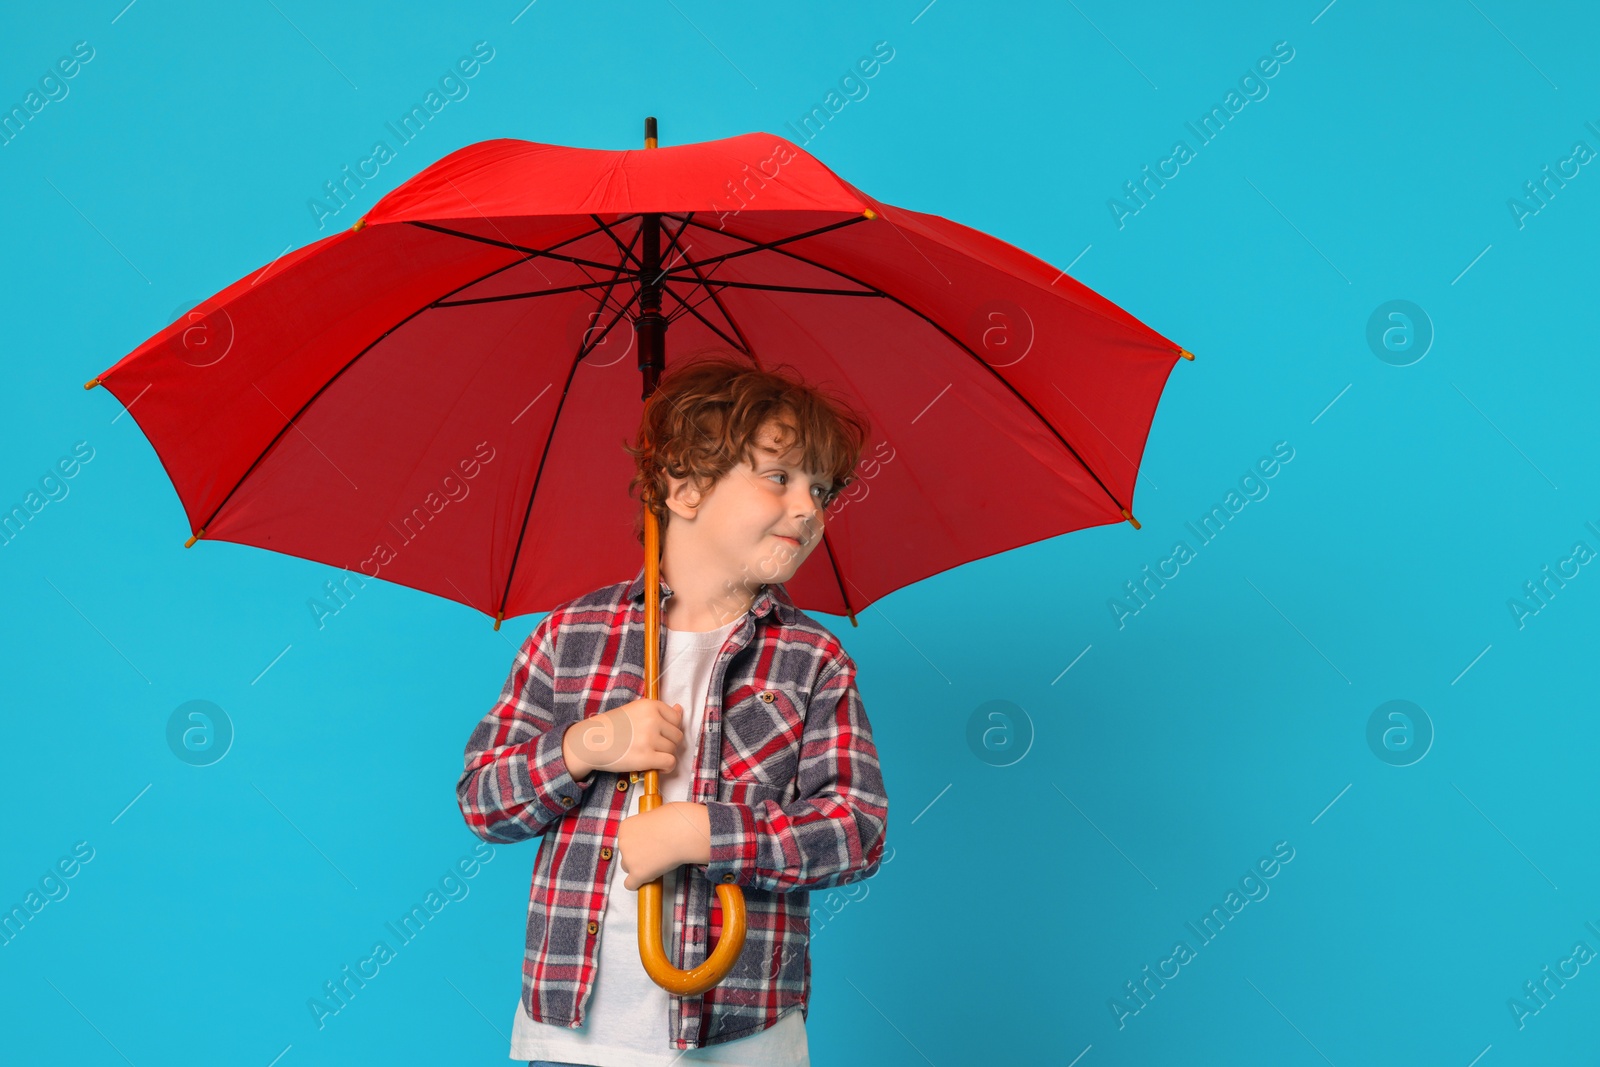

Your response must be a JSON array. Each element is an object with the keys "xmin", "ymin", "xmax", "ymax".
[
  {"xmin": 699, "ymin": 800, "xmax": 757, "ymax": 886},
  {"xmin": 524, "ymin": 725, "xmax": 591, "ymax": 820}
]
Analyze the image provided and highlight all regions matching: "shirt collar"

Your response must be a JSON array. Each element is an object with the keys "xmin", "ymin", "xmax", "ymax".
[{"xmin": 625, "ymin": 562, "xmax": 794, "ymax": 622}]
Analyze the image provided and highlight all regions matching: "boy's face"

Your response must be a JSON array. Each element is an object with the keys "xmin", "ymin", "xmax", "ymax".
[{"xmin": 664, "ymin": 418, "xmax": 834, "ymax": 588}]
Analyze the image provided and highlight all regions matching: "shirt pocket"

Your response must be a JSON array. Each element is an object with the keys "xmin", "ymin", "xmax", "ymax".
[{"xmin": 719, "ymin": 682, "xmax": 805, "ymax": 791}]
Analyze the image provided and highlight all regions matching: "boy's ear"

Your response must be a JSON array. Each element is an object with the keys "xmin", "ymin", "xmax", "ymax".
[{"xmin": 662, "ymin": 471, "xmax": 706, "ymax": 521}]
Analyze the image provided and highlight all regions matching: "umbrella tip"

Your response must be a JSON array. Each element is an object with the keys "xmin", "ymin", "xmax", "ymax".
[
  {"xmin": 644, "ymin": 116, "xmax": 657, "ymax": 148},
  {"xmin": 184, "ymin": 528, "xmax": 205, "ymax": 548},
  {"xmin": 352, "ymin": 217, "xmax": 367, "ymax": 232},
  {"xmin": 862, "ymin": 208, "xmax": 877, "ymax": 220},
  {"xmin": 493, "ymin": 610, "xmax": 504, "ymax": 631},
  {"xmin": 84, "ymin": 377, "xmax": 101, "ymax": 390},
  {"xmin": 1178, "ymin": 348, "xmax": 1194, "ymax": 360},
  {"xmin": 1121, "ymin": 508, "xmax": 1141, "ymax": 530}
]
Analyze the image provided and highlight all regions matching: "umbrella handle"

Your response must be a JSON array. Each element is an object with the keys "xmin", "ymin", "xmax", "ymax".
[
  {"xmin": 635, "ymin": 780, "xmax": 748, "ymax": 996},
  {"xmin": 636, "ymin": 503, "xmax": 748, "ymax": 994}
]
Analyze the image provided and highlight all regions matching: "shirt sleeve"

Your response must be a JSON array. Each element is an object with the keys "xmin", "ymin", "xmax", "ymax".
[
  {"xmin": 456, "ymin": 612, "xmax": 593, "ymax": 844},
  {"xmin": 697, "ymin": 652, "xmax": 889, "ymax": 892}
]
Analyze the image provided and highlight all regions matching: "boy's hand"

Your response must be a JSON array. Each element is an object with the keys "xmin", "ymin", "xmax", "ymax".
[
  {"xmin": 617, "ymin": 802, "xmax": 712, "ymax": 891},
  {"xmin": 562, "ymin": 699, "xmax": 685, "ymax": 782}
]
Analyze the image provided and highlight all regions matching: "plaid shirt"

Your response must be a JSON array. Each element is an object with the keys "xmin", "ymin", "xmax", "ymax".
[{"xmin": 455, "ymin": 563, "xmax": 890, "ymax": 1051}]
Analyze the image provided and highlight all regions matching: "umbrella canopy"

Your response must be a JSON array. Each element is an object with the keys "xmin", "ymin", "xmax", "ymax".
[{"xmin": 88, "ymin": 131, "xmax": 1188, "ymax": 625}]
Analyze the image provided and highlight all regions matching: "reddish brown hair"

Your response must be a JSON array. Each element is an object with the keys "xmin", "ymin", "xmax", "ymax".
[{"xmin": 624, "ymin": 351, "xmax": 872, "ymax": 545}]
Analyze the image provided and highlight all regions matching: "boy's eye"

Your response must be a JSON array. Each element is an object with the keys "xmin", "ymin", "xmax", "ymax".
[{"xmin": 769, "ymin": 470, "xmax": 832, "ymax": 503}]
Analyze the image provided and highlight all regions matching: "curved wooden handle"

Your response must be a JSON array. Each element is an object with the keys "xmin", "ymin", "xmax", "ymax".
[
  {"xmin": 635, "ymin": 778, "xmax": 748, "ymax": 995},
  {"xmin": 636, "ymin": 504, "xmax": 747, "ymax": 994}
]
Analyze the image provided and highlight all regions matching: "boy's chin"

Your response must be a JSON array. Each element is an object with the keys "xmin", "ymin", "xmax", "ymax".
[{"xmin": 748, "ymin": 553, "xmax": 803, "ymax": 585}]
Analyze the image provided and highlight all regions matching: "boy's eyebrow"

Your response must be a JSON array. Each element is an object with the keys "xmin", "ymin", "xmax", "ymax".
[{"xmin": 772, "ymin": 456, "xmax": 830, "ymax": 483}]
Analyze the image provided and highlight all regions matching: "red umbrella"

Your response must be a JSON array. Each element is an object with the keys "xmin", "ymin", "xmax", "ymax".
[{"xmin": 86, "ymin": 118, "xmax": 1190, "ymax": 991}]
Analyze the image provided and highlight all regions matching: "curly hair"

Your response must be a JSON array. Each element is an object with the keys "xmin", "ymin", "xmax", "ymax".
[{"xmin": 623, "ymin": 350, "xmax": 872, "ymax": 546}]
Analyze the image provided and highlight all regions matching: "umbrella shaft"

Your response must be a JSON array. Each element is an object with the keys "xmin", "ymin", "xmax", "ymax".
[{"xmin": 637, "ymin": 211, "xmax": 665, "ymax": 399}]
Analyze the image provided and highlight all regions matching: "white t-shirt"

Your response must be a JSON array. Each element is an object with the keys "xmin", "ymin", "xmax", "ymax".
[{"xmin": 509, "ymin": 615, "xmax": 809, "ymax": 1066}]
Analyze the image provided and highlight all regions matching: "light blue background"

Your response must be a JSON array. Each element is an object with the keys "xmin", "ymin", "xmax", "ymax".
[{"xmin": 3, "ymin": 1, "xmax": 1598, "ymax": 1064}]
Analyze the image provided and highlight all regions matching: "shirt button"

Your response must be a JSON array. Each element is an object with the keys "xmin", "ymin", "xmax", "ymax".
[
  {"xmin": 600, "ymin": 846, "xmax": 613, "ymax": 860},
  {"xmin": 560, "ymin": 795, "xmax": 574, "ymax": 808},
  {"xmin": 759, "ymin": 690, "xmax": 775, "ymax": 703},
  {"xmin": 615, "ymin": 779, "xmax": 629, "ymax": 792},
  {"xmin": 587, "ymin": 920, "xmax": 599, "ymax": 935}
]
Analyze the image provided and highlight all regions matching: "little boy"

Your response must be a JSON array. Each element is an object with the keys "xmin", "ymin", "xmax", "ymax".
[{"xmin": 456, "ymin": 354, "xmax": 891, "ymax": 1066}]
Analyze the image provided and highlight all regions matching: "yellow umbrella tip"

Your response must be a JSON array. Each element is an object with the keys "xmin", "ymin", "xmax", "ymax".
[
  {"xmin": 862, "ymin": 208, "xmax": 878, "ymax": 220},
  {"xmin": 1179, "ymin": 348, "xmax": 1194, "ymax": 360},
  {"xmin": 1121, "ymin": 508, "xmax": 1141, "ymax": 530}
]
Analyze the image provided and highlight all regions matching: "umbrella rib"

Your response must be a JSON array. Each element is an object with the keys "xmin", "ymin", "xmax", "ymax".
[
  {"xmin": 691, "ymin": 279, "xmax": 881, "ymax": 297},
  {"xmin": 589, "ymin": 213, "xmax": 644, "ymax": 269},
  {"xmin": 657, "ymin": 245, "xmax": 725, "ymax": 320},
  {"xmin": 494, "ymin": 287, "xmax": 644, "ymax": 621},
  {"xmin": 649, "ymin": 212, "xmax": 697, "ymax": 287},
  {"xmin": 659, "ymin": 282, "xmax": 748, "ymax": 353},
  {"xmin": 674, "ymin": 216, "xmax": 1135, "ymax": 518},
  {"xmin": 433, "ymin": 220, "xmax": 641, "ymax": 307},
  {"xmin": 407, "ymin": 220, "xmax": 628, "ymax": 275},
  {"xmin": 663, "ymin": 280, "xmax": 724, "ymax": 325},
  {"xmin": 590, "ymin": 223, "xmax": 647, "ymax": 324},
  {"xmin": 553, "ymin": 259, "xmax": 638, "ymax": 360},
  {"xmin": 817, "ymin": 525, "xmax": 857, "ymax": 625},
  {"xmin": 435, "ymin": 277, "xmax": 629, "ymax": 306},
  {"xmin": 656, "ymin": 214, "xmax": 870, "ymax": 278},
  {"xmin": 563, "ymin": 221, "xmax": 631, "ymax": 293},
  {"xmin": 582, "ymin": 221, "xmax": 646, "ymax": 322},
  {"xmin": 661, "ymin": 222, "xmax": 756, "ymax": 356},
  {"xmin": 576, "ymin": 280, "xmax": 643, "ymax": 363},
  {"xmin": 187, "ymin": 233, "xmax": 614, "ymax": 542}
]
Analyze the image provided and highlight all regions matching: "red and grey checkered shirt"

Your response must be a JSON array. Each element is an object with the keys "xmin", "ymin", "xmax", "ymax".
[{"xmin": 455, "ymin": 563, "xmax": 890, "ymax": 1051}]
